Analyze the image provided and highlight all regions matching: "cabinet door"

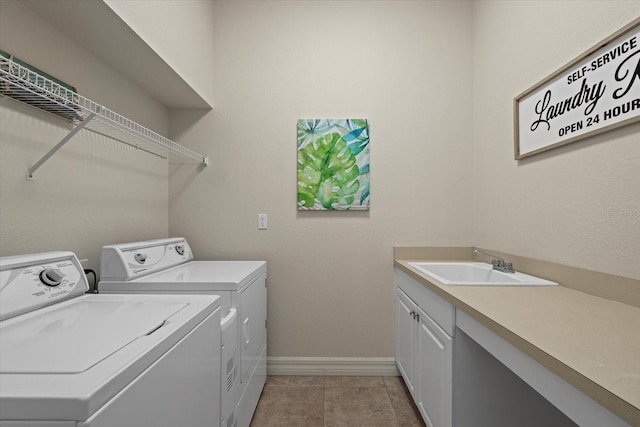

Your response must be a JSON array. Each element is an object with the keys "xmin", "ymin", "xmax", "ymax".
[
  {"xmin": 396, "ymin": 289, "xmax": 417, "ymax": 396},
  {"xmin": 416, "ymin": 306, "xmax": 452, "ymax": 427}
]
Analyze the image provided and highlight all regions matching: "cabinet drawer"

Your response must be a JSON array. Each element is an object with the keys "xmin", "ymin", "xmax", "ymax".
[{"xmin": 395, "ymin": 268, "xmax": 455, "ymax": 336}]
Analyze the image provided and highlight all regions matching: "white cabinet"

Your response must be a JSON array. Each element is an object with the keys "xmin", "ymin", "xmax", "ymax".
[
  {"xmin": 396, "ymin": 267, "xmax": 583, "ymax": 427},
  {"xmin": 396, "ymin": 269, "xmax": 454, "ymax": 427},
  {"xmin": 417, "ymin": 304, "xmax": 452, "ymax": 427},
  {"xmin": 395, "ymin": 289, "xmax": 417, "ymax": 395}
]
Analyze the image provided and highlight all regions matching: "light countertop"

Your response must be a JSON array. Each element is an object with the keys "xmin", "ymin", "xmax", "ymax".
[{"xmin": 395, "ymin": 259, "xmax": 640, "ymax": 426}]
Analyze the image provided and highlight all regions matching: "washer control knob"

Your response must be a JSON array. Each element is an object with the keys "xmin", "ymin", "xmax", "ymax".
[
  {"xmin": 39, "ymin": 268, "xmax": 65, "ymax": 287},
  {"xmin": 175, "ymin": 244, "xmax": 185, "ymax": 256},
  {"xmin": 134, "ymin": 253, "xmax": 147, "ymax": 264}
]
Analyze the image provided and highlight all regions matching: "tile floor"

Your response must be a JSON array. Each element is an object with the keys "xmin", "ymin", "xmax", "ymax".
[{"xmin": 249, "ymin": 376, "xmax": 426, "ymax": 427}]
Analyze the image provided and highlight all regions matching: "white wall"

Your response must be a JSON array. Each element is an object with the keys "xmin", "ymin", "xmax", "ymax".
[
  {"xmin": 169, "ymin": 0, "xmax": 474, "ymax": 357},
  {"xmin": 3, "ymin": 0, "xmax": 636, "ymax": 361},
  {"xmin": 0, "ymin": 0, "xmax": 170, "ymax": 272},
  {"xmin": 104, "ymin": 0, "xmax": 215, "ymax": 107},
  {"xmin": 472, "ymin": 1, "xmax": 640, "ymax": 280}
]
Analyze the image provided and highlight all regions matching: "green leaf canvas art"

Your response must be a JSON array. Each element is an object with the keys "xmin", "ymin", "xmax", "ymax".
[{"xmin": 297, "ymin": 119, "xmax": 370, "ymax": 210}]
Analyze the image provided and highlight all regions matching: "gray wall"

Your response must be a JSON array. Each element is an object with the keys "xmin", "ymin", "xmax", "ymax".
[
  {"xmin": 0, "ymin": 0, "xmax": 170, "ymax": 272},
  {"xmin": 169, "ymin": 0, "xmax": 475, "ymax": 358},
  {"xmin": 472, "ymin": 1, "xmax": 640, "ymax": 279},
  {"xmin": 1, "ymin": 0, "xmax": 637, "ymax": 360}
]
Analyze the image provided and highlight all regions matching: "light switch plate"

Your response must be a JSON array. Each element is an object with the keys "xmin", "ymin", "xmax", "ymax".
[{"xmin": 258, "ymin": 213, "xmax": 268, "ymax": 230}]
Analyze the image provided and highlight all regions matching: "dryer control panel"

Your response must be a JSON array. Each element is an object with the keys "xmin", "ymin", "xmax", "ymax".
[
  {"xmin": 0, "ymin": 252, "xmax": 88, "ymax": 321},
  {"xmin": 100, "ymin": 237, "xmax": 193, "ymax": 281}
]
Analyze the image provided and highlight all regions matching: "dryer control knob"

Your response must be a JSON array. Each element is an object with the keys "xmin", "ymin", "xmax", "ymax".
[
  {"xmin": 134, "ymin": 253, "xmax": 147, "ymax": 264},
  {"xmin": 175, "ymin": 244, "xmax": 185, "ymax": 256},
  {"xmin": 39, "ymin": 268, "xmax": 65, "ymax": 287}
]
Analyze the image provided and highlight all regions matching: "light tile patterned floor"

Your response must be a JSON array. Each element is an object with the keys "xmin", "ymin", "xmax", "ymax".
[{"xmin": 249, "ymin": 376, "xmax": 425, "ymax": 427}]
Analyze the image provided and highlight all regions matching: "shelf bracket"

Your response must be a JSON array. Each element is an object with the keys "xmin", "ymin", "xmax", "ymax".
[{"xmin": 26, "ymin": 112, "xmax": 97, "ymax": 180}]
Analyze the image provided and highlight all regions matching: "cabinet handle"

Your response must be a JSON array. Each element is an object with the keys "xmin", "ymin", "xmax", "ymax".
[
  {"xmin": 415, "ymin": 313, "xmax": 420, "ymax": 322},
  {"xmin": 409, "ymin": 310, "xmax": 416, "ymax": 318}
]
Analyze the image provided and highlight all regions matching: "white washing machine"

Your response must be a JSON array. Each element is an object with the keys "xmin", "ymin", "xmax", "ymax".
[
  {"xmin": 99, "ymin": 238, "xmax": 267, "ymax": 427},
  {"xmin": 0, "ymin": 251, "xmax": 221, "ymax": 427}
]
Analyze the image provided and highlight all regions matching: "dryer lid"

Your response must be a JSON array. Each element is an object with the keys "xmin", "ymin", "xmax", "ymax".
[
  {"xmin": 0, "ymin": 299, "xmax": 186, "ymax": 374},
  {"xmin": 100, "ymin": 260, "xmax": 266, "ymax": 292}
]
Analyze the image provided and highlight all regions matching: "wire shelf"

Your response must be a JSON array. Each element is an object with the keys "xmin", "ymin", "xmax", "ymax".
[{"xmin": 0, "ymin": 57, "xmax": 208, "ymax": 179}]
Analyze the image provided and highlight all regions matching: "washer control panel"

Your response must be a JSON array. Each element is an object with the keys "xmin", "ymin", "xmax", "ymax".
[
  {"xmin": 39, "ymin": 268, "xmax": 66, "ymax": 287},
  {"xmin": 0, "ymin": 252, "xmax": 88, "ymax": 321}
]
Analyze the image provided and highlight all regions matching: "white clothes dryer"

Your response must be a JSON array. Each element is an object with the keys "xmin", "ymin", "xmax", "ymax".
[
  {"xmin": 0, "ymin": 251, "xmax": 221, "ymax": 427},
  {"xmin": 99, "ymin": 238, "xmax": 267, "ymax": 427}
]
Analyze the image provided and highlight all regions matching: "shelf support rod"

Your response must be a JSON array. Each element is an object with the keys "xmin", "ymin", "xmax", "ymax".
[{"xmin": 27, "ymin": 112, "xmax": 96, "ymax": 180}]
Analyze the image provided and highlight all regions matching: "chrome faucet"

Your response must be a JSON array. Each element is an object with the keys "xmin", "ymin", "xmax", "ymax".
[{"xmin": 473, "ymin": 248, "xmax": 515, "ymax": 273}]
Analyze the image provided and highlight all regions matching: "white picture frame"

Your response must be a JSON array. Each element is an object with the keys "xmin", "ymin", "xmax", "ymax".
[{"xmin": 514, "ymin": 17, "xmax": 640, "ymax": 159}]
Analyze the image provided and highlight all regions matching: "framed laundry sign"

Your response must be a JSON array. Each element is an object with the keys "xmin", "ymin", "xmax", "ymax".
[{"xmin": 514, "ymin": 17, "xmax": 640, "ymax": 159}]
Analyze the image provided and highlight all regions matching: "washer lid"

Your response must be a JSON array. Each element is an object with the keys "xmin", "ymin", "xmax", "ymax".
[{"xmin": 0, "ymin": 299, "xmax": 186, "ymax": 374}]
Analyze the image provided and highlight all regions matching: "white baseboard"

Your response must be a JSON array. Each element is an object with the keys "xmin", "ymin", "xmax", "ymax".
[{"xmin": 267, "ymin": 357, "xmax": 400, "ymax": 376}]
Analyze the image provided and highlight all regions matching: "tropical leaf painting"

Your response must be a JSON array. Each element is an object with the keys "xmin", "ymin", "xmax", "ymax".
[{"xmin": 297, "ymin": 119, "xmax": 370, "ymax": 210}]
